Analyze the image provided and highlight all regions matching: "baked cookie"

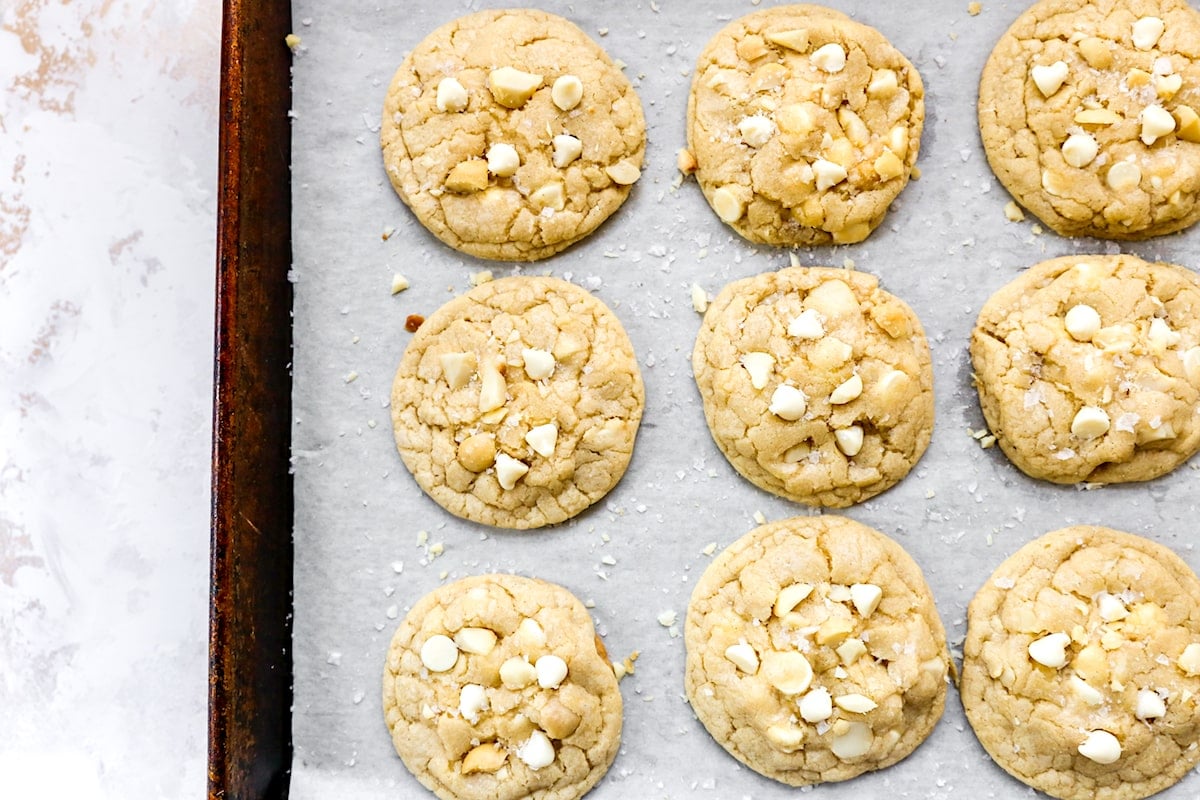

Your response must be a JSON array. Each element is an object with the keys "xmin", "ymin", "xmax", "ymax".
[
  {"xmin": 971, "ymin": 254, "xmax": 1200, "ymax": 484},
  {"xmin": 686, "ymin": 5, "xmax": 924, "ymax": 245},
  {"xmin": 380, "ymin": 9, "xmax": 646, "ymax": 261},
  {"xmin": 685, "ymin": 515, "xmax": 950, "ymax": 786},
  {"xmin": 692, "ymin": 267, "xmax": 934, "ymax": 508},
  {"xmin": 962, "ymin": 526, "xmax": 1200, "ymax": 800},
  {"xmin": 979, "ymin": 0, "xmax": 1200, "ymax": 239},
  {"xmin": 391, "ymin": 275, "xmax": 644, "ymax": 529},
  {"xmin": 383, "ymin": 574, "xmax": 621, "ymax": 800}
]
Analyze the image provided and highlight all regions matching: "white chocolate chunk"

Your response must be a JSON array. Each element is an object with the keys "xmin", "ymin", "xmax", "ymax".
[
  {"xmin": 738, "ymin": 114, "xmax": 775, "ymax": 148},
  {"xmin": 788, "ymin": 308, "xmax": 825, "ymax": 339},
  {"xmin": 691, "ymin": 283, "xmax": 708, "ymax": 314},
  {"xmin": 522, "ymin": 348, "xmax": 556, "ymax": 380},
  {"xmin": 535, "ymin": 654, "xmax": 569, "ymax": 689},
  {"xmin": 799, "ymin": 687, "xmax": 834, "ymax": 722},
  {"xmin": 524, "ymin": 423, "xmax": 558, "ymax": 458},
  {"xmin": 1062, "ymin": 133, "xmax": 1098, "ymax": 168},
  {"xmin": 478, "ymin": 357, "xmax": 507, "ymax": 412},
  {"xmin": 1078, "ymin": 730, "xmax": 1121, "ymax": 764},
  {"xmin": 455, "ymin": 627, "xmax": 498, "ymax": 655},
  {"xmin": 1071, "ymin": 406, "xmax": 1110, "ymax": 439},
  {"xmin": 436, "ymin": 77, "xmax": 469, "ymax": 112},
  {"xmin": 551, "ymin": 134, "xmax": 583, "ymax": 168},
  {"xmin": 813, "ymin": 158, "xmax": 848, "ymax": 191},
  {"xmin": 766, "ymin": 724, "xmax": 805, "ymax": 752},
  {"xmin": 488, "ymin": 66, "xmax": 543, "ymax": 108},
  {"xmin": 1064, "ymin": 304, "xmax": 1101, "ymax": 341},
  {"xmin": 500, "ymin": 657, "xmax": 537, "ymax": 688},
  {"xmin": 1107, "ymin": 160, "xmax": 1142, "ymax": 193},
  {"xmin": 741, "ymin": 352, "xmax": 775, "ymax": 390},
  {"xmin": 867, "ymin": 68, "xmax": 899, "ymax": 98},
  {"xmin": 835, "ymin": 693, "xmax": 878, "ymax": 714},
  {"xmin": 1097, "ymin": 593, "xmax": 1129, "ymax": 622},
  {"xmin": 712, "ymin": 186, "xmax": 745, "ymax": 222},
  {"xmin": 769, "ymin": 384, "xmax": 808, "ymax": 420},
  {"xmin": 1136, "ymin": 689, "xmax": 1167, "ymax": 720},
  {"xmin": 1140, "ymin": 104, "xmax": 1176, "ymax": 145},
  {"xmin": 459, "ymin": 683, "xmax": 489, "ymax": 723},
  {"xmin": 836, "ymin": 637, "xmax": 868, "ymax": 666},
  {"xmin": 829, "ymin": 374, "xmax": 863, "ymax": 405},
  {"xmin": 551, "ymin": 74, "xmax": 583, "ymax": 111},
  {"xmin": 834, "ymin": 426, "xmax": 864, "ymax": 457},
  {"xmin": 440, "ymin": 352, "xmax": 477, "ymax": 390},
  {"xmin": 724, "ymin": 641, "xmax": 760, "ymax": 674},
  {"xmin": 1179, "ymin": 643, "xmax": 1200, "ymax": 675},
  {"xmin": 494, "ymin": 453, "xmax": 530, "ymax": 490},
  {"xmin": 420, "ymin": 634, "xmax": 459, "ymax": 672},
  {"xmin": 1148, "ymin": 317, "xmax": 1181, "ymax": 351},
  {"xmin": 517, "ymin": 730, "xmax": 556, "ymax": 770},
  {"xmin": 1031, "ymin": 61, "xmax": 1069, "ymax": 97},
  {"xmin": 1070, "ymin": 675, "xmax": 1105, "ymax": 706},
  {"xmin": 761, "ymin": 650, "xmax": 813, "ymax": 695},
  {"xmin": 1028, "ymin": 632, "xmax": 1071, "ymax": 668},
  {"xmin": 390, "ymin": 273, "xmax": 410, "ymax": 294},
  {"xmin": 850, "ymin": 583, "xmax": 882, "ymax": 617},
  {"xmin": 518, "ymin": 618, "xmax": 546, "ymax": 647},
  {"xmin": 1132, "ymin": 16, "xmax": 1165, "ymax": 50},
  {"xmin": 774, "ymin": 583, "xmax": 814, "ymax": 616},
  {"xmin": 811, "ymin": 42, "xmax": 846, "ymax": 73},
  {"xmin": 1184, "ymin": 347, "xmax": 1200, "ymax": 385},
  {"xmin": 830, "ymin": 721, "xmax": 873, "ymax": 759},
  {"xmin": 765, "ymin": 28, "xmax": 810, "ymax": 52},
  {"xmin": 487, "ymin": 143, "xmax": 520, "ymax": 177}
]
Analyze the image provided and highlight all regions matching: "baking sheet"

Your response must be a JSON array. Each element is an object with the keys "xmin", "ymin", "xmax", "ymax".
[{"xmin": 287, "ymin": 1, "xmax": 1200, "ymax": 797}]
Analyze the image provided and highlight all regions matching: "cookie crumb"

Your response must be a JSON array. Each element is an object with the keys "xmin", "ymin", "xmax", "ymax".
[
  {"xmin": 391, "ymin": 273, "xmax": 410, "ymax": 294},
  {"xmin": 470, "ymin": 270, "xmax": 494, "ymax": 287},
  {"xmin": 405, "ymin": 313, "xmax": 425, "ymax": 332},
  {"xmin": 657, "ymin": 610, "xmax": 678, "ymax": 627},
  {"xmin": 701, "ymin": 542, "xmax": 717, "ymax": 556},
  {"xmin": 752, "ymin": 510, "xmax": 767, "ymax": 524},
  {"xmin": 1003, "ymin": 201, "xmax": 1025, "ymax": 222},
  {"xmin": 285, "ymin": 33, "xmax": 301, "ymax": 51},
  {"xmin": 381, "ymin": 225, "xmax": 395, "ymax": 240},
  {"xmin": 968, "ymin": 2, "xmax": 982, "ymax": 15},
  {"xmin": 910, "ymin": 165, "xmax": 922, "ymax": 180},
  {"xmin": 344, "ymin": 371, "xmax": 359, "ymax": 383},
  {"xmin": 676, "ymin": 147, "xmax": 697, "ymax": 175}
]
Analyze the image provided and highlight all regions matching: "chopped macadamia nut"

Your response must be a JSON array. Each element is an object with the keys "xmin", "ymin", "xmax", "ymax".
[
  {"xmin": 1031, "ymin": 61, "xmax": 1069, "ymax": 97},
  {"xmin": 487, "ymin": 143, "xmax": 520, "ymax": 177},
  {"xmin": 1062, "ymin": 133, "xmax": 1098, "ymax": 168},
  {"xmin": 1178, "ymin": 643, "xmax": 1200, "ymax": 675},
  {"xmin": 1070, "ymin": 675, "xmax": 1105, "ymax": 706},
  {"xmin": 1175, "ymin": 106, "xmax": 1200, "ymax": 143},
  {"xmin": 1075, "ymin": 108, "xmax": 1121, "ymax": 126},
  {"xmin": 1004, "ymin": 201, "xmax": 1026, "ymax": 222},
  {"xmin": 677, "ymin": 148, "xmax": 698, "ymax": 174},
  {"xmin": 1184, "ymin": 347, "xmax": 1200, "ymax": 385},
  {"xmin": 774, "ymin": 583, "xmax": 814, "ymax": 616},
  {"xmin": 836, "ymin": 637, "xmax": 868, "ymax": 665},
  {"xmin": 1096, "ymin": 593, "xmax": 1129, "ymax": 622},
  {"xmin": 531, "ymin": 182, "xmax": 566, "ymax": 212},
  {"xmin": 500, "ymin": 657, "xmax": 537, "ymax": 688},
  {"xmin": 1107, "ymin": 161, "xmax": 1142, "ymax": 192},
  {"xmin": 762, "ymin": 651, "xmax": 813, "ymax": 695},
  {"xmin": 738, "ymin": 114, "xmax": 775, "ymax": 148},
  {"xmin": 873, "ymin": 148, "xmax": 906, "ymax": 180},
  {"xmin": 835, "ymin": 693, "xmax": 878, "ymax": 714},
  {"xmin": 1071, "ymin": 406, "xmax": 1110, "ymax": 440},
  {"xmin": 741, "ymin": 352, "xmax": 775, "ymax": 390},
  {"xmin": 551, "ymin": 74, "xmax": 583, "ymax": 111},
  {"xmin": 436, "ymin": 76, "xmax": 469, "ymax": 112},
  {"xmin": 1148, "ymin": 317, "xmax": 1181, "ymax": 351},
  {"xmin": 458, "ymin": 433, "xmax": 496, "ymax": 473},
  {"xmin": 1132, "ymin": 16, "xmax": 1165, "ymax": 50},
  {"xmin": 552, "ymin": 134, "xmax": 583, "ymax": 168},
  {"xmin": 867, "ymin": 68, "xmax": 899, "ymax": 98},
  {"xmin": 769, "ymin": 384, "xmax": 808, "ymax": 420},
  {"xmin": 691, "ymin": 283, "xmax": 708, "ymax": 313},
  {"xmin": 1155, "ymin": 72, "xmax": 1183, "ymax": 100},
  {"xmin": 813, "ymin": 158, "xmax": 848, "ymax": 191},
  {"xmin": 766, "ymin": 724, "xmax": 805, "ymax": 752},
  {"xmin": 811, "ymin": 42, "xmax": 846, "ymax": 73},
  {"xmin": 605, "ymin": 161, "xmax": 641, "ymax": 185},
  {"xmin": 712, "ymin": 186, "xmax": 745, "ymax": 222},
  {"xmin": 535, "ymin": 654, "xmax": 569, "ymax": 689},
  {"xmin": 1078, "ymin": 37, "xmax": 1112, "ymax": 69},
  {"xmin": 478, "ymin": 357, "xmax": 507, "ymax": 411},
  {"xmin": 788, "ymin": 309, "xmax": 825, "ymax": 339},
  {"xmin": 489, "ymin": 66, "xmax": 543, "ymax": 108},
  {"xmin": 419, "ymin": 634, "xmax": 459, "ymax": 672},
  {"xmin": 517, "ymin": 730, "xmax": 556, "ymax": 769},
  {"xmin": 494, "ymin": 453, "xmax": 530, "ymax": 490},
  {"xmin": 1078, "ymin": 730, "xmax": 1121, "ymax": 764},
  {"xmin": 455, "ymin": 627, "xmax": 498, "ymax": 655},
  {"xmin": 522, "ymin": 348, "xmax": 556, "ymax": 380},
  {"xmin": 850, "ymin": 583, "xmax": 882, "ymax": 617},
  {"xmin": 1064, "ymin": 304, "xmax": 1101, "ymax": 341},
  {"xmin": 1028, "ymin": 632, "xmax": 1071, "ymax": 668},
  {"xmin": 725, "ymin": 641, "xmax": 760, "ymax": 674},
  {"xmin": 390, "ymin": 273, "xmax": 410, "ymax": 294},
  {"xmin": 446, "ymin": 159, "xmax": 489, "ymax": 193},
  {"xmin": 829, "ymin": 374, "xmax": 863, "ymax": 405},
  {"xmin": 1140, "ymin": 104, "xmax": 1176, "ymax": 145},
  {"xmin": 470, "ymin": 270, "xmax": 493, "ymax": 287},
  {"xmin": 765, "ymin": 28, "xmax": 810, "ymax": 52},
  {"xmin": 462, "ymin": 742, "xmax": 507, "ymax": 774}
]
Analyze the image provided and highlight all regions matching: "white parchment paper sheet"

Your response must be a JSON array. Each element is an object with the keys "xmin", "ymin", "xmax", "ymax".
[{"xmin": 288, "ymin": 1, "xmax": 1200, "ymax": 797}]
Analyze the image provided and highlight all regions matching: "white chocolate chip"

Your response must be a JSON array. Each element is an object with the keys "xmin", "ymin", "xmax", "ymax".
[
  {"xmin": 518, "ymin": 618, "xmax": 546, "ymax": 647},
  {"xmin": 440, "ymin": 352, "xmax": 477, "ymax": 390},
  {"xmin": 1135, "ymin": 689, "xmax": 1167, "ymax": 720},
  {"xmin": 724, "ymin": 641, "xmax": 760, "ymax": 674},
  {"xmin": 552, "ymin": 134, "xmax": 583, "ymax": 168},
  {"xmin": 535, "ymin": 654, "xmax": 569, "ymax": 689},
  {"xmin": 1155, "ymin": 72, "xmax": 1183, "ymax": 100},
  {"xmin": 420, "ymin": 634, "xmax": 460, "ymax": 672},
  {"xmin": 774, "ymin": 584, "xmax": 814, "ymax": 617},
  {"xmin": 1179, "ymin": 643, "xmax": 1200, "ymax": 675},
  {"xmin": 487, "ymin": 143, "xmax": 520, "ymax": 177},
  {"xmin": 1070, "ymin": 675, "xmax": 1105, "ymax": 706},
  {"xmin": 867, "ymin": 68, "xmax": 899, "ymax": 98},
  {"xmin": 1078, "ymin": 730, "xmax": 1121, "ymax": 764},
  {"xmin": 836, "ymin": 637, "xmax": 868, "ymax": 666},
  {"xmin": 1148, "ymin": 317, "xmax": 1181, "ymax": 351},
  {"xmin": 769, "ymin": 384, "xmax": 808, "ymax": 420},
  {"xmin": 1107, "ymin": 160, "xmax": 1142, "ymax": 192},
  {"xmin": 765, "ymin": 28, "xmax": 810, "ymax": 52},
  {"xmin": 1140, "ymin": 104, "xmax": 1176, "ymax": 145},
  {"xmin": 813, "ymin": 158, "xmax": 848, "ymax": 191},
  {"xmin": 436, "ymin": 77, "xmax": 469, "ymax": 112},
  {"xmin": 522, "ymin": 348, "xmax": 556, "ymax": 380},
  {"xmin": 459, "ymin": 683, "xmax": 489, "ymax": 723},
  {"xmin": 524, "ymin": 423, "xmax": 558, "ymax": 457},
  {"xmin": 391, "ymin": 273, "xmax": 410, "ymax": 294},
  {"xmin": 605, "ymin": 161, "xmax": 641, "ymax": 185},
  {"xmin": 834, "ymin": 426, "xmax": 864, "ymax": 457},
  {"xmin": 494, "ymin": 452, "xmax": 530, "ymax": 490},
  {"xmin": 800, "ymin": 687, "xmax": 834, "ymax": 722},
  {"xmin": 1031, "ymin": 61, "xmax": 1069, "ymax": 97},
  {"xmin": 516, "ymin": 730, "xmax": 556, "ymax": 770},
  {"xmin": 761, "ymin": 650, "xmax": 813, "ymax": 695},
  {"xmin": 1064, "ymin": 304, "xmax": 1101, "ymax": 341},
  {"xmin": 811, "ymin": 42, "xmax": 846, "ymax": 73},
  {"xmin": 500, "ymin": 657, "xmax": 537, "ymax": 688},
  {"xmin": 1062, "ymin": 133, "xmax": 1098, "ymax": 168},
  {"xmin": 740, "ymin": 352, "xmax": 775, "ymax": 390},
  {"xmin": 551, "ymin": 74, "xmax": 583, "ymax": 111},
  {"xmin": 849, "ymin": 583, "xmax": 882, "ymax": 617},
  {"xmin": 1184, "ymin": 347, "xmax": 1200, "ymax": 385},
  {"xmin": 738, "ymin": 114, "xmax": 775, "ymax": 148},
  {"xmin": 455, "ymin": 627, "xmax": 498, "ymax": 655},
  {"xmin": 1097, "ymin": 593, "xmax": 1129, "ymax": 622},
  {"xmin": 829, "ymin": 374, "xmax": 863, "ymax": 405},
  {"xmin": 478, "ymin": 357, "xmax": 507, "ymax": 412},
  {"xmin": 1132, "ymin": 16, "xmax": 1165, "ymax": 51},
  {"xmin": 691, "ymin": 283, "xmax": 709, "ymax": 314},
  {"xmin": 873, "ymin": 148, "xmax": 905, "ymax": 181},
  {"xmin": 712, "ymin": 186, "xmax": 745, "ymax": 222},
  {"xmin": 1071, "ymin": 406, "xmax": 1110, "ymax": 440},
  {"xmin": 1028, "ymin": 632, "xmax": 1071, "ymax": 668},
  {"xmin": 830, "ymin": 721, "xmax": 873, "ymax": 759},
  {"xmin": 834, "ymin": 693, "xmax": 878, "ymax": 714},
  {"xmin": 488, "ymin": 66, "xmax": 543, "ymax": 109},
  {"xmin": 788, "ymin": 308, "xmax": 825, "ymax": 339}
]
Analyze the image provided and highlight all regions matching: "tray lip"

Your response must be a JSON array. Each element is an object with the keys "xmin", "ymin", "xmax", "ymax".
[{"xmin": 208, "ymin": 0, "xmax": 295, "ymax": 797}]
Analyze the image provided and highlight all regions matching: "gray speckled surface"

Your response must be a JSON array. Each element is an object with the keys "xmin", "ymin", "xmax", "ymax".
[{"xmin": 288, "ymin": 1, "xmax": 1200, "ymax": 797}]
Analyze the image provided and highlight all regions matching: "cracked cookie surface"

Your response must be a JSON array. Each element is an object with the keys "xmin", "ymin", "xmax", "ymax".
[
  {"xmin": 383, "ymin": 574, "xmax": 621, "ymax": 800},
  {"xmin": 979, "ymin": 0, "xmax": 1200, "ymax": 239},
  {"xmin": 685, "ymin": 515, "xmax": 950, "ymax": 786},
  {"xmin": 392, "ymin": 276, "xmax": 643, "ymax": 530},
  {"xmin": 692, "ymin": 267, "xmax": 933, "ymax": 508},
  {"xmin": 962, "ymin": 526, "xmax": 1200, "ymax": 800},
  {"xmin": 971, "ymin": 254, "xmax": 1200, "ymax": 484},
  {"xmin": 381, "ymin": 9, "xmax": 646, "ymax": 261},
  {"xmin": 686, "ymin": 4, "xmax": 924, "ymax": 246}
]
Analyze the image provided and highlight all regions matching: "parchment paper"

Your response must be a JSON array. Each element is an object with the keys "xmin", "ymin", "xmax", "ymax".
[{"xmin": 288, "ymin": 1, "xmax": 1200, "ymax": 797}]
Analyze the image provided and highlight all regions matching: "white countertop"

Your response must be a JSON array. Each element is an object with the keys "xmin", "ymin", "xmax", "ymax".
[{"xmin": 0, "ymin": 2, "xmax": 217, "ymax": 794}]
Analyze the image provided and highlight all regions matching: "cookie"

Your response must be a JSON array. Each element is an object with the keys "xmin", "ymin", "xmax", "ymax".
[
  {"xmin": 684, "ymin": 515, "xmax": 950, "ymax": 786},
  {"xmin": 391, "ymin": 275, "xmax": 644, "ymax": 529},
  {"xmin": 686, "ymin": 5, "xmax": 924, "ymax": 246},
  {"xmin": 383, "ymin": 574, "xmax": 621, "ymax": 800},
  {"xmin": 380, "ymin": 9, "xmax": 646, "ymax": 261},
  {"xmin": 692, "ymin": 267, "xmax": 934, "ymax": 508},
  {"xmin": 962, "ymin": 526, "xmax": 1200, "ymax": 800},
  {"xmin": 979, "ymin": 0, "xmax": 1200, "ymax": 239},
  {"xmin": 971, "ymin": 254, "xmax": 1200, "ymax": 484}
]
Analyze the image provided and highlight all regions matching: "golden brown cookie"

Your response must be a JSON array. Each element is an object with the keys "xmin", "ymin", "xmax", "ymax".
[
  {"xmin": 685, "ymin": 515, "xmax": 950, "ymax": 786},
  {"xmin": 383, "ymin": 574, "xmax": 621, "ymax": 800},
  {"xmin": 380, "ymin": 9, "xmax": 646, "ymax": 261},
  {"xmin": 979, "ymin": 0, "xmax": 1200, "ymax": 239},
  {"xmin": 686, "ymin": 5, "xmax": 924, "ymax": 245},
  {"xmin": 971, "ymin": 254, "xmax": 1200, "ymax": 484},
  {"xmin": 962, "ymin": 526, "xmax": 1200, "ymax": 800},
  {"xmin": 692, "ymin": 267, "xmax": 934, "ymax": 508},
  {"xmin": 391, "ymin": 275, "xmax": 643, "ymax": 529}
]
